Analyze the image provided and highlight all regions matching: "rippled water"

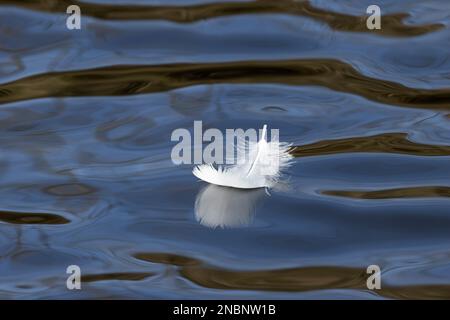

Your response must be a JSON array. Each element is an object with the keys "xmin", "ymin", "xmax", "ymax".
[{"xmin": 0, "ymin": 0, "xmax": 450, "ymax": 299}]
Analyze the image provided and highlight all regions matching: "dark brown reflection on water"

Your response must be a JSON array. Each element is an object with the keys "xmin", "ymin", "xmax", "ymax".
[
  {"xmin": 1, "ymin": 60, "xmax": 450, "ymax": 110},
  {"xmin": 322, "ymin": 186, "xmax": 450, "ymax": 199},
  {"xmin": 135, "ymin": 252, "xmax": 450, "ymax": 299},
  {"xmin": 0, "ymin": 210, "xmax": 70, "ymax": 225},
  {"xmin": 1, "ymin": 0, "xmax": 443, "ymax": 37},
  {"xmin": 134, "ymin": 252, "xmax": 201, "ymax": 267},
  {"xmin": 43, "ymin": 183, "xmax": 96, "ymax": 197},
  {"xmin": 291, "ymin": 133, "xmax": 450, "ymax": 157},
  {"xmin": 82, "ymin": 272, "xmax": 154, "ymax": 282}
]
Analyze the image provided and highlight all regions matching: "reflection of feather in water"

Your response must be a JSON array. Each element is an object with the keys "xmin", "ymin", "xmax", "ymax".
[{"xmin": 195, "ymin": 184, "xmax": 265, "ymax": 228}]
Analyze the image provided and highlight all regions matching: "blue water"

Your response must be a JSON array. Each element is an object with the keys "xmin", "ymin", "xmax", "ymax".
[{"xmin": 0, "ymin": 0, "xmax": 449, "ymax": 299}]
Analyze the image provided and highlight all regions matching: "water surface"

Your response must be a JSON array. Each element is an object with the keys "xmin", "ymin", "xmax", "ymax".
[{"xmin": 0, "ymin": 0, "xmax": 450, "ymax": 299}]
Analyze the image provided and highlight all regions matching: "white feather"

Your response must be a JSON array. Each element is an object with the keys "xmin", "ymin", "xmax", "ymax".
[{"xmin": 192, "ymin": 125, "xmax": 293, "ymax": 189}]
